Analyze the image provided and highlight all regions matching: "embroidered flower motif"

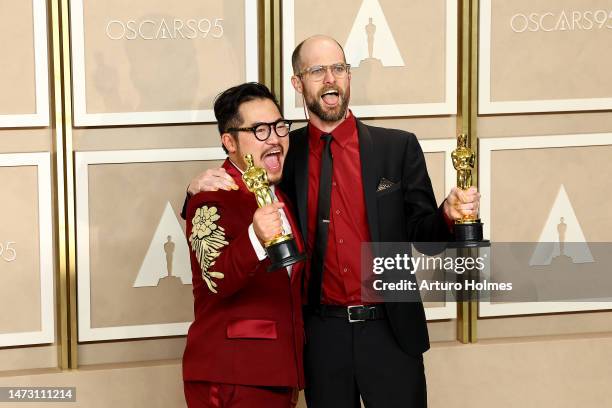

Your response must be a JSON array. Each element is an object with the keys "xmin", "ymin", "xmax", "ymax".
[
  {"xmin": 192, "ymin": 206, "xmax": 220, "ymax": 238},
  {"xmin": 189, "ymin": 205, "xmax": 228, "ymax": 294}
]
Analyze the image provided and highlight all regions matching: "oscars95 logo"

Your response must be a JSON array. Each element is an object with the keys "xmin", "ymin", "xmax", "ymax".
[
  {"xmin": 106, "ymin": 18, "xmax": 225, "ymax": 40},
  {"xmin": 0, "ymin": 242, "xmax": 17, "ymax": 262}
]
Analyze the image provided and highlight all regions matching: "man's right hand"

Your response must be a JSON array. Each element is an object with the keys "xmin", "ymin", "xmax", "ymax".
[
  {"xmin": 187, "ymin": 168, "xmax": 239, "ymax": 196},
  {"xmin": 253, "ymin": 202, "xmax": 285, "ymax": 244}
]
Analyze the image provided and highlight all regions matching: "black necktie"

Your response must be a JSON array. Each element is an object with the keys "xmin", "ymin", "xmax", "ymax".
[{"xmin": 309, "ymin": 133, "xmax": 333, "ymax": 306}]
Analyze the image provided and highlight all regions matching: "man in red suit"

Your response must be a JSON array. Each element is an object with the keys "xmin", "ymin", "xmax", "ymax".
[{"xmin": 183, "ymin": 83, "xmax": 305, "ymax": 407}]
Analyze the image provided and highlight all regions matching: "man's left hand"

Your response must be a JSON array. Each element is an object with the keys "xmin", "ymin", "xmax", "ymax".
[{"xmin": 443, "ymin": 186, "xmax": 481, "ymax": 221}]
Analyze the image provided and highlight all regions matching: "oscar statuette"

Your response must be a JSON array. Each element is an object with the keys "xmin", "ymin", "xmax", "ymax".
[
  {"xmin": 451, "ymin": 134, "xmax": 487, "ymax": 246},
  {"xmin": 242, "ymin": 154, "xmax": 306, "ymax": 271}
]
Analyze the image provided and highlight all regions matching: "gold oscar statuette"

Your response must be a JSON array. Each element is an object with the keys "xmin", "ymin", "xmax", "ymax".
[
  {"xmin": 451, "ymin": 134, "xmax": 485, "ymax": 244},
  {"xmin": 242, "ymin": 154, "xmax": 306, "ymax": 271}
]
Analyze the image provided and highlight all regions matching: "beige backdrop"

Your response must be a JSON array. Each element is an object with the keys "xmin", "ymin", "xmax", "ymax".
[
  {"xmin": 490, "ymin": 0, "xmax": 612, "ymax": 102},
  {"xmin": 81, "ymin": 0, "xmax": 247, "ymax": 114},
  {"xmin": 0, "ymin": 1, "xmax": 36, "ymax": 115},
  {"xmin": 488, "ymin": 144, "xmax": 612, "ymax": 305},
  {"xmin": 491, "ymin": 145, "xmax": 612, "ymax": 241},
  {"xmin": 0, "ymin": 166, "xmax": 41, "ymax": 334},
  {"xmin": 292, "ymin": 0, "xmax": 447, "ymax": 106},
  {"xmin": 86, "ymin": 159, "xmax": 222, "ymax": 329}
]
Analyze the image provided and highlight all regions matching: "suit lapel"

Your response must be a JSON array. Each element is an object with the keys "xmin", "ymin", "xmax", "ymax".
[
  {"xmin": 292, "ymin": 126, "xmax": 310, "ymax": 243},
  {"xmin": 357, "ymin": 120, "xmax": 380, "ymax": 242}
]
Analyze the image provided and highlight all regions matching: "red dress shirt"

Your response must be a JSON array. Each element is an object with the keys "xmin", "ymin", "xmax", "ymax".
[{"xmin": 307, "ymin": 113, "xmax": 372, "ymax": 305}]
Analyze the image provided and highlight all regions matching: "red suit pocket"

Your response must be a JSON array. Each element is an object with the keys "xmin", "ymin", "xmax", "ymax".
[{"xmin": 226, "ymin": 319, "xmax": 278, "ymax": 339}]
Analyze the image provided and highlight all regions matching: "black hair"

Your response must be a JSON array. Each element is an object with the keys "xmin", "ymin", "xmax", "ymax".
[{"xmin": 214, "ymin": 82, "xmax": 281, "ymax": 154}]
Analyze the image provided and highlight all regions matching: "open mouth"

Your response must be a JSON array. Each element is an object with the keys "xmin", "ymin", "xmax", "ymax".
[
  {"xmin": 261, "ymin": 147, "xmax": 283, "ymax": 171},
  {"xmin": 321, "ymin": 89, "xmax": 340, "ymax": 107}
]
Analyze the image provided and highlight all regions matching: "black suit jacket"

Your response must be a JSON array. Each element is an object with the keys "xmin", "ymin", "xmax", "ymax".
[{"xmin": 280, "ymin": 119, "xmax": 453, "ymax": 356}]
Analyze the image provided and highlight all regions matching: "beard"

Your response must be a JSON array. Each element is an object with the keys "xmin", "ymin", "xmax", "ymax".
[{"xmin": 304, "ymin": 85, "xmax": 350, "ymax": 123}]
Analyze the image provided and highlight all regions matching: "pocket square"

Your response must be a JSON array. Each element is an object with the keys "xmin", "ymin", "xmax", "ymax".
[{"xmin": 376, "ymin": 178, "xmax": 395, "ymax": 192}]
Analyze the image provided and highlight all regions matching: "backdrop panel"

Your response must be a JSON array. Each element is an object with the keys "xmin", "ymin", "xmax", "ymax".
[
  {"xmin": 283, "ymin": 0, "xmax": 457, "ymax": 119},
  {"xmin": 479, "ymin": 134, "xmax": 612, "ymax": 316},
  {"xmin": 71, "ymin": 0, "xmax": 259, "ymax": 126},
  {"xmin": 75, "ymin": 148, "xmax": 225, "ymax": 341},
  {"xmin": 0, "ymin": 153, "xmax": 54, "ymax": 347},
  {"xmin": 480, "ymin": 0, "xmax": 612, "ymax": 114},
  {"xmin": 0, "ymin": 0, "xmax": 49, "ymax": 127}
]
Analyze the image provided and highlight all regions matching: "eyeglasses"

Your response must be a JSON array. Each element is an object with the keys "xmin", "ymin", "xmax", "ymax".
[
  {"xmin": 297, "ymin": 63, "xmax": 351, "ymax": 82},
  {"xmin": 226, "ymin": 119, "xmax": 292, "ymax": 141}
]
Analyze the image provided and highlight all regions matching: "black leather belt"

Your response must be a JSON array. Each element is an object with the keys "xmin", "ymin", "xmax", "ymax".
[{"xmin": 305, "ymin": 304, "xmax": 386, "ymax": 323}]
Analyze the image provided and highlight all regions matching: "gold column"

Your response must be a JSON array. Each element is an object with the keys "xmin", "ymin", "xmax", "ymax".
[
  {"xmin": 259, "ymin": 0, "xmax": 282, "ymax": 99},
  {"xmin": 469, "ymin": 0, "xmax": 480, "ymax": 344},
  {"xmin": 455, "ymin": 0, "xmax": 481, "ymax": 344},
  {"xmin": 54, "ymin": 0, "xmax": 78, "ymax": 368},
  {"xmin": 260, "ymin": 0, "xmax": 272, "ymax": 88},
  {"xmin": 272, "ymin": 0, "xmax": 282, "ymax": 101},
  {"xmin": 49, "ymin": 0, "xmax": 69, "ymax": 369},
  {"xmin": 457, "ymin": 0, "xmax": 470, "ymax": 137},
  {"xmin": 456, "ymin": 0, "xmax": 471, "ymax": 344}
]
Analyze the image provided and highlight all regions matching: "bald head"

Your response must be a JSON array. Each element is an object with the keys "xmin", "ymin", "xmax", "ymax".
[{"xmin": 291, "ymin": 35, "xmax": 346, "ymax": 74}]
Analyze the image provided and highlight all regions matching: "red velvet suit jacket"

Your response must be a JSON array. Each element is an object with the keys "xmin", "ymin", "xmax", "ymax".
[{"xmin": 183, "ymin": 159, "xmax": 305, "ymax": 389}]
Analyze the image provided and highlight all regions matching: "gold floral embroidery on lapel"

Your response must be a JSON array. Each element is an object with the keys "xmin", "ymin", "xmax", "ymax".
[{"xmin": 189, "ymin": 205, "xmax": 228, "ymax": 293}]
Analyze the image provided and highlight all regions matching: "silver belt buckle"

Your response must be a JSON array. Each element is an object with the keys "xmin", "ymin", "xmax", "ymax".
[{"xmin": 347, "ymin": 305, "xmax": 366, "ymax": 323}]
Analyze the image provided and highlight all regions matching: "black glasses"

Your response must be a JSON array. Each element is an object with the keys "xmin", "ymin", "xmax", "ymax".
[{"xmin": 226, "ymin": 119, "xmax": 292, "ymax": 141}]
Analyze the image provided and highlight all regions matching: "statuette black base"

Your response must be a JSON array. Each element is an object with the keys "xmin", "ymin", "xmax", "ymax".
[
  {"xmin": 455, "ymin": 221, "xmax": 489, "ymax": 247},
  {"xmin": 266, "ymin": 238, "xmax": 307, "ymax": 272}
]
